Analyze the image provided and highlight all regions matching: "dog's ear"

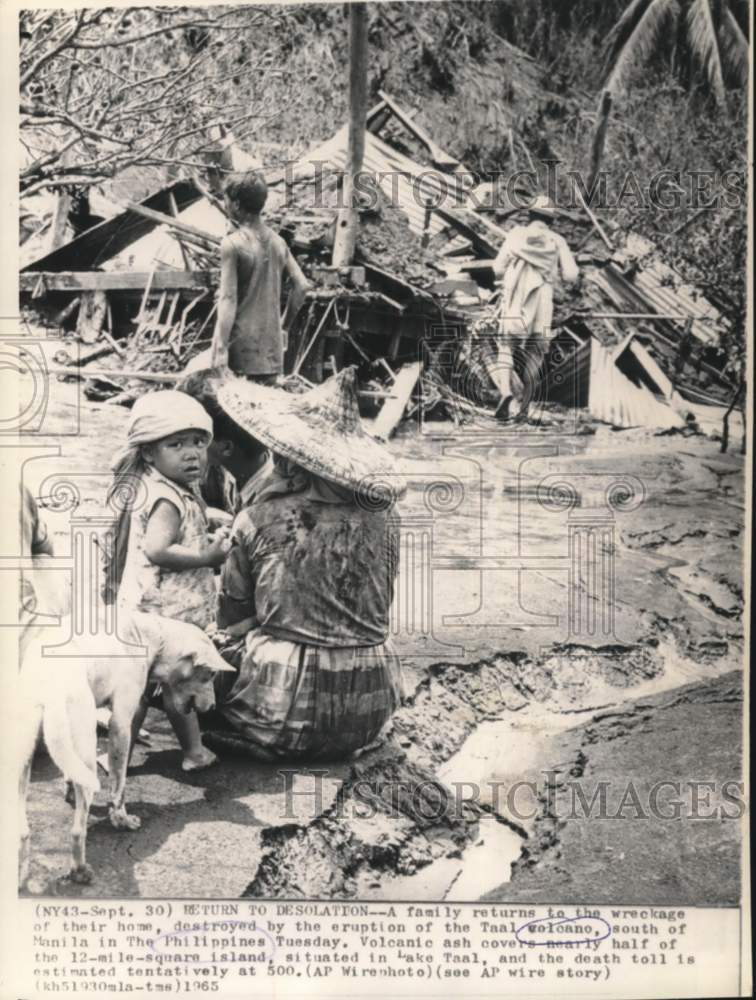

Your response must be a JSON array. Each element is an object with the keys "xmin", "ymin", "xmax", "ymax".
[
  {"xmin": 195, "ymin": 633, "xmax": 236, "ymax": 673},
  {"xmin": 149, "ymin": 617, "xmax": 236, "ymax": 678}
]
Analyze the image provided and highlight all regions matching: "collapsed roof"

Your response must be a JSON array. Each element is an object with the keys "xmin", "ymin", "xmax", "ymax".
[{"xmin": 21, "ymin": 93, "xmax": 731, "ymax": 431}]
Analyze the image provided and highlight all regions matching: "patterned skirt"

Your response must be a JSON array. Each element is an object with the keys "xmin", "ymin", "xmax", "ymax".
[{"xmin": 206, "ymin": 629, "xmax": 405, "ymax": 761}]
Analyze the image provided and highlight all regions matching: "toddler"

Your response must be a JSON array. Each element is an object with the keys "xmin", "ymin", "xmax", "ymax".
[{"xmin": 107, "ymin": 390, "xmax": 230, "ymax": 770}]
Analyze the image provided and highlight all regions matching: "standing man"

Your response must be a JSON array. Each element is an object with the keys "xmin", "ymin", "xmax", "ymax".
[
  {"xmin": 492, "ymin": 195, "xmax": 579, "ymax": 418},
  {"xmin": 210, "ymin": 170, "xmax": 310, "ymax": 382}
]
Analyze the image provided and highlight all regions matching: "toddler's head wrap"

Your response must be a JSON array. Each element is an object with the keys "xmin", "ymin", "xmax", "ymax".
[
  {"xmin": 103, "ymin": 390, "xmax": 214, "ymax": 605},
  {"xmin": 125, "ymin": 390, "xmax": 213, "ymax": 452}
]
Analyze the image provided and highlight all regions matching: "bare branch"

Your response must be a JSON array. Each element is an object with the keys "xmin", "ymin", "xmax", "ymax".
[
  {"xmin": 70, "ymin": 11, "xmax": 267, "ymax": 50},
  {"xmin": 20, "ymin": 11, "xmax": 86, "ymax": 89},
  {"xmin": 21, "ymin": 100, "xmax": 132, "ymax": 147}
]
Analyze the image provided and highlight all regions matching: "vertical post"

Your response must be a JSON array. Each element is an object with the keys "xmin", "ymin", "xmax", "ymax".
[{"xmin": 332, "ymin": 2, "xmax": 368, "ymax": 267}]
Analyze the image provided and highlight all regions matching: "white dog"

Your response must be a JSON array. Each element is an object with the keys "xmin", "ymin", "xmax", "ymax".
[{"xmin": 18, "ymin": 612, "xmax": 234, "ymax": 887}]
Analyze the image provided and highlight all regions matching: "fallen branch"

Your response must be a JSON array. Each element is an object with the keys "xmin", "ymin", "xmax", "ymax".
[{"xmin": 574, "ymin": 185, "xmax": 613, "ymax": 251}]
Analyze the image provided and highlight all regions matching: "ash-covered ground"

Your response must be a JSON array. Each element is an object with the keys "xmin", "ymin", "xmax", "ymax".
[{"xmin": 17, "ymin": 361, "xmax": 745, "ymax": 903}]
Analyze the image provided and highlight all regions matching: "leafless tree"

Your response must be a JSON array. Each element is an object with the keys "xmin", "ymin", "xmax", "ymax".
[{"xmin": 20, "ymin": 6, "xmax": 284, "ymax": 198}]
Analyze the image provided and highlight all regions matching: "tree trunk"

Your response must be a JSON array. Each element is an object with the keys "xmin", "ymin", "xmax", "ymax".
[
  {"xmin": 720, "ymin": 378, "xmax": 743, "ymax": 454},
  {"xmin": 587, "ymin": 90, "xmax": 612, "ymax": 198},
  {"xmin": 332, "ymin": 2, "xmax": 368, "ymax": 267}
]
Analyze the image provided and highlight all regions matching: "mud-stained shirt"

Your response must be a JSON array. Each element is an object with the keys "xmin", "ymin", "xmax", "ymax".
[
  {"xmin": 117, "ymin": 467, "xmax": 216, "ymax": 629},
  {"xmin": 218, "ymin": 494, "xmax": 399, "ymax": 647},
  {"xmin": 225, "ymin": 227, "xmax": 304, "ymax": 376}
]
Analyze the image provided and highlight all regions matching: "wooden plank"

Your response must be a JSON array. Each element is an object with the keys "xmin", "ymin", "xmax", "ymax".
[
  {"xmin": 456, "ymin": 258, "xmax": 497, "ymax": 272},
  {"xmin": 169, "ymin": 191, "xmax": 192, "ymax": 270},
  {"xmin": 432, "ymin": 206, "xmax": 499, "ymax": 258},
  {"xmin": 120, "ymin": 202, "xmax": 221, "ymax": 246},
  {"xmin": 581, "ymin": 311, "xmax": 703, "ymax": 321},
  {"xmin": 20, "ymin": 271, "xmax": 217, "ymax": 293},
  {"xmin": 377, "ymin": 90, "xmax": 461, "ymax": 172},
  {"xmin": 51, "ymin": 366, "xmax": 181, "ymax": 384},
  {"xmin": 357, "ymin": 257, "xmax": 422, "ymax": 301},
  {"xmin": 372, "ymin": 361, "xmax": 422, "ymax": 439},
  {"xmin": 54, "ymin": 343, "xmax": 114, "ymax": 367}
]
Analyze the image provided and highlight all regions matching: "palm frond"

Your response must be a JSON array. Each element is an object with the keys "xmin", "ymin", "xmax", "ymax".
[
  {"xmin": 605, "ymin": 0, "xmax": 680, "ymax": 94},
  {"xmin": 727, "ymin": 0, "xmax": 751, "ymax": 30},
  {"xmin": 686, "ymin": 0, "xmax": 726, "ymax": 104},
  {"xmin": 602, "ymin": 0, "xmax": 655, "ymax": 72},
  {"xmin": 719, "ymin": 6, "xmax": 749, "ymax": 87}
]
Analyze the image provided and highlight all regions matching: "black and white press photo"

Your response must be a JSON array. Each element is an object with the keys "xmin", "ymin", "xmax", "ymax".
[{"xmin": 1, "ymin": 0, "xmax": 750, "ymax": 994}]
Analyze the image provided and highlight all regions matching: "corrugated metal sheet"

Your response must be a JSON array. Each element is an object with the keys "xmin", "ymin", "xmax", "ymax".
[
  {"xmin": 610, "ymin": 233, "xmax": 723, "ymax": 344},
  {"xmin": 589, "ymin": 338, "xmax": 686, "ymax": 430},
  {"xmin": 294, "ymin": 128, "xmax": 466, "ymax": 238}
]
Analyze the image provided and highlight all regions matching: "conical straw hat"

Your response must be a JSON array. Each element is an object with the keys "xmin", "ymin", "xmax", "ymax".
[{"xmin": 215, "ymin": 368, "xmax": 406, "ymax": 502}]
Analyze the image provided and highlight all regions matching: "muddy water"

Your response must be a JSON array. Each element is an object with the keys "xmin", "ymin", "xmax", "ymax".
[
  {"xmin": 390, "ymin": 416, "xmax": 745, "ymax": 903},
  {"xmin": 429, "ymin": 638, "xmax": 736, "ymax": 899}
]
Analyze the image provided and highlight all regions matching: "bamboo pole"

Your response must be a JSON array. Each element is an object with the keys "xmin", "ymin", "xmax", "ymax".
[{"xmin": 332, "ymin": 2, "xmax": 368, "ymax": 266}]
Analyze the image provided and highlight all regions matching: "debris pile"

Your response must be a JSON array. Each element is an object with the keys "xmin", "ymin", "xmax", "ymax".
[{"xmin": 21, "ymin": 94, "xmax": 734, "ymax": 436}]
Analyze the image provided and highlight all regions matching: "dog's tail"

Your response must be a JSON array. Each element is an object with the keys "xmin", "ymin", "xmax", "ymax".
[{"xmin": 42, "ymin": 689, "xmax": 100, "ymax": 793}]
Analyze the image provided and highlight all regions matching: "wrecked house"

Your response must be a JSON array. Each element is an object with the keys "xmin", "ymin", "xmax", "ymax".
[{"xmin": 20, "ymin": 94, "xmax": 734, "ymax": 434}]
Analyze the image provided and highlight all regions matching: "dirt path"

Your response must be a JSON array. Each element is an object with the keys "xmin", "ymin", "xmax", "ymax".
[{"xmin": 16, "ymin": 363, "xmax": 745, "ymax": 902}]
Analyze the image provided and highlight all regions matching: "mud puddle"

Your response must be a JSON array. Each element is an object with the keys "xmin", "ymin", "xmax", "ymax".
[
  {"xmin": 354, "ymin": 816, "xmax": 524, "ymax": 901},
  {"xmin": 243, "ymin": 635, "xmax": 734, "ymax": 900}
]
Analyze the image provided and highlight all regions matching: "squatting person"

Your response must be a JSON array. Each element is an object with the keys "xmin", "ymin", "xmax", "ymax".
[{"xmin": 202, "ymin": 367, "xmax": 407, "ymax": 760}]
